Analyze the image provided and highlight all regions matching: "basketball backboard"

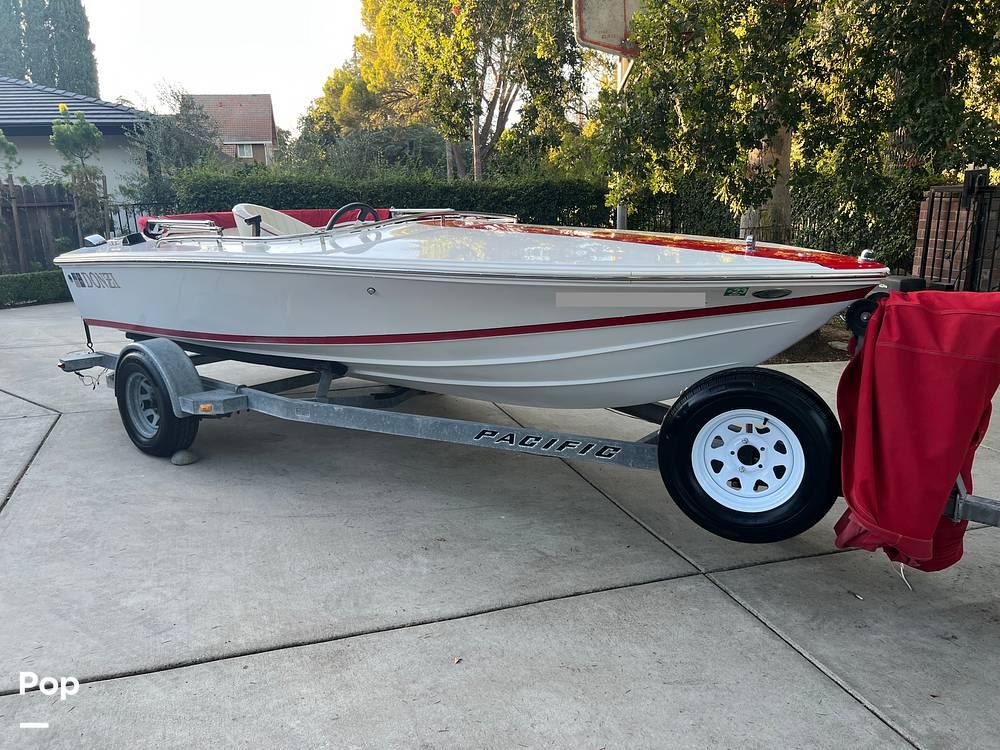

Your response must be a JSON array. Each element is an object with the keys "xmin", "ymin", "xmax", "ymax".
[{"xmin": 573, "ymin": 0, "xmax": 645, "ymax": 58}]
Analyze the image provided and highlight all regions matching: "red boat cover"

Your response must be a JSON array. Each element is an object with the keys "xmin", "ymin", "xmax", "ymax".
[
  {"xmin": 136, "ymin": 208, "xmax": 392, "ymax": 234},
  {"xmin": 835, "ymin": 291, "xmax": 1000, "ymax": 570}
]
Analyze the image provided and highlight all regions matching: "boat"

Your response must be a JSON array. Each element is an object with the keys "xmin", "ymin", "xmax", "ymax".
[
  {"xmin": 54, "ymin": 204, "xmax": 891, "ymax": 543},
  {"xmin": 54, "ymin": 205, "xmax": 887, "ymax": 409}
]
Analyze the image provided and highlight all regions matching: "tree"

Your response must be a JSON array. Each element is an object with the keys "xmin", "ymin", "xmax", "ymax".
[
  {"xmin": 0, "ymin": 128, "xmax": 19, "ymax": 173},
  {"xmin": 598, "ymin": 0, "xmax": 1000, "ymax": 248},
  {"xmin": 50, "ymin": 103, "xmax": 104, "ymax": 234},
  {"xmin": 121, "ymin": 85, "xmax": 223, "ymax": 203},
  {"xmin": 597, "ymin": 0, "xmax": 816, "ymax": 240},
  {"xmin": 311, "ymin": 61, "xmax": 383, "ymax": 134},
  {"xmin": 491, "ymin": 48, "xmax": 612, "ymax": 181},
  {"xmin": 355, "ymin": 0, "xmax": 470, "ymax": 176},
  {"xmin": 800, "ymin": 0, "xmax": 1000, "ymax": 176},
  {"xmin": 48, "ymin": 0, "xmax": 99, "ymax": 97},
  {"xmin": 355, "ymin": 0, "xmax": 583, "ymax": 179},
  {"xmin": 22, "ymin": 0, "xmax": 56, "ymax": 87},
  {"xmin": 279, "ymin": 109, "xmax": 341, "ymax": 172},
  {"xmin": 355, "ymin": 0, "xmax": 432, "ymax": 125},
  {"xmin": 0, "ymin": 0, "xmax": 25, "ymax": 79},
  {"xmin": 50, "ymin": 102, "xmax": 100, "ymax": 167}
]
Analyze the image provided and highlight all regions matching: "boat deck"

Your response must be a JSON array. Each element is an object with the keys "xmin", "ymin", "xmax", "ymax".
[{"xmin": 57, "ymin": 219, "xmax": 888, "ymax": 282}]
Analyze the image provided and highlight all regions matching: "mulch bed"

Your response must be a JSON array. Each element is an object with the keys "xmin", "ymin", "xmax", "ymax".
[{"xmin": 765, "ymin": 315, "xmax": 853, "ymax": 365}]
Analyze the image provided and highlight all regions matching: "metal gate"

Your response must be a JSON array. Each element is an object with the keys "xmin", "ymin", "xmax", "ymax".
[{"xmin": 913, "ymin": 170, "xmax": 1000, "ymax": 292}]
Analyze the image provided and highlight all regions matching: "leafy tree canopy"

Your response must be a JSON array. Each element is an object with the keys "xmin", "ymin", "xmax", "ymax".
[
  {"xmin": 50, "ymin": 104, "xmax": 104, "ymax": 234},
  {"xmin": 14, "ymin": 0, "xmax": 99, "ymax": 95},
  {"xmin": 311, "ymin": 60, "xmax": 383, "ymax": 134},
  {"xmin": 0, "ymin": 127, "xmax": 19, "ymax": 173},
  {"xmin": 121, "ymin": 85, "xmax": 223, "ymax": 203},
  {"xmin": 354, "ymin": 0, "xmax": 583, "ymax": 176},
  {"xmin": 50, "ymin": 102, "xmax": 101, "ymax": 168},
  {"xmin": 598, "ymin": 0, "xmax": 1000, "ymax": 217},
  {"xmin": 48, "ymin": 0, "xmax": 99, "ymax": 97},
  {"xmin": 0, "ymin": 0, "xmax": 25, "ymax": 79},
  {"xmin": 277, "ymin": 119, "xmax": 447, "ymax": 178},
  {"xmin": 22, "ymin": 0, "xmax": 56, "ymax": 87}
]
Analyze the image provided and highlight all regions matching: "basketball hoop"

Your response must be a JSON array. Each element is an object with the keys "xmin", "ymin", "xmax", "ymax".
[{"xmin": 572, "ymin": 0, "xmax": 644, "ymax": 59}]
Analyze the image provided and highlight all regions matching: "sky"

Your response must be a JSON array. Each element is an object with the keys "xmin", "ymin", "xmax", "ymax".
[{"xmin": 81, "ymin": 0, "xmax": 363, "ymax": 132}]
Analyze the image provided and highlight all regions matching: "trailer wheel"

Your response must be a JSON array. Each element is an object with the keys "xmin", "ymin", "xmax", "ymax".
[
  {"xmin": 657, "ymin": 368, "xmax": 840, "ymax": 543},
  {"xmin": 115, "ymin": 354, "xmax": 199, "ymax": 457}
]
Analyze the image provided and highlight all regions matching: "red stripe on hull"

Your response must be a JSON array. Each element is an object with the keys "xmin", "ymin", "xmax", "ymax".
[
  {"xmin": 84, "ymin": 288, "xmax": 871, "ymax": 346},
  {"xmin": 440, "ymin": 220, "xmax": 886, "ymax": 271}
]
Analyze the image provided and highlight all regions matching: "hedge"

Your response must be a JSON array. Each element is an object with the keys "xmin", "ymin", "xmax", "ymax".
[
  {"xmin": 629, "ymin": 175, "xmax": 741, "ymax": 239},
  {"xmin": 175, "ymin": 169, "xmax": 612, "ymax": 227},
  {"xmin": 790, "ymin": 169, "xmax": 938, "ymax": 270},
  {"xmin": 0, "ymin": 270, "xmax": 71, "ymax": 308}
]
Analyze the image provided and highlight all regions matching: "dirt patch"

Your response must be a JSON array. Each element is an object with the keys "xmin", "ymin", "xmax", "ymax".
[{"xmin": 765, "ymin": 315, "xmax": 853, "ymax": 365}]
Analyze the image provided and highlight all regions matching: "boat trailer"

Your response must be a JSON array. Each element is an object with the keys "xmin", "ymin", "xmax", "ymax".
[
  {"xmin": 59, "ymin": 335, "xmax": 1000, "ymax": 541},
  {"xmin": 59, "ymin": 338, "xmax": 662, "ymax": 472}
]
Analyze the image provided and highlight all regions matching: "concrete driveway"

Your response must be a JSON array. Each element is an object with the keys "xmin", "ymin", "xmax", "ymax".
[{"xmin": 0, "ymin": 302, "xmax": 997, "ymax": 749}]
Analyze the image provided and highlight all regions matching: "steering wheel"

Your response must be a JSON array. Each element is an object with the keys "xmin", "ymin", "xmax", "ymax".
[{"xmin": 326, "ymin": 202, "xmax": 380, "ymax": 230}]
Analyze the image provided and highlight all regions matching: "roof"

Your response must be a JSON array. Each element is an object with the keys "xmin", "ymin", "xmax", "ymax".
[
  {"xmin": 190, "ymin": 94, "xmax": 276, "ymax": 144},
  {"xmin": 0, "ymin": 76, "xmax": 142, "ymax": 135}
]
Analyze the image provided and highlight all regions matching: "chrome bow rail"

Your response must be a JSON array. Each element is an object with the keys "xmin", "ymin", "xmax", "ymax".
[{"xmin": 149, "ymin": 210, "xmax": 518, "ymax": 248}]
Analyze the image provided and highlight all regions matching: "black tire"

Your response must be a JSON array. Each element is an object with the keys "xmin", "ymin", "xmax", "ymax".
[
  {"xmin": 844, "ymin": 292, "xmax": 889, "ymax": 338},
  {"xmin": 115, "ymin": 353, "xmax": 199, "ymax": 457},
  {"xmin": 657, "ymin": 368, "xmax": 840, "ymax": 543}
]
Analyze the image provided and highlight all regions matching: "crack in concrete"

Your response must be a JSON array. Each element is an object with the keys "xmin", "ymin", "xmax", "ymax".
[
  {"xmin": 492, "ymin": 404, "xmax": 704, "ymax": 572},
  {"xmin": 0, "ymin": 570, "xmax": 701, "ymax": 698},
  {"xmin": 0, "ymin": 414, "xmax": 60, "ymax": 518},
  {"xmin": 0, "ymin": 389, "xmax": 981, "ymax": 749},
  {"xmin": 491, "ymin": 404, "xmax": 922, "ymax": 749},
  {"xmin": 707, "ymin": 573, "xmax": 923, "ymax": 749},
  {"xmin": 0, "ymin": 386, "xmax": 61, "ymax": 416}
]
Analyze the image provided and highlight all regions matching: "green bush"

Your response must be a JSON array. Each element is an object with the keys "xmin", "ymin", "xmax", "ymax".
[
  {"xmin": 174, "ymin": 169, "xmax": 612, "ymax": 227},
  {"xmin": 629, "ymin": 175, "xmax": 740, "ymax": 238},
  {"xmin": 0, "ymin": 270, "xmax": 71, "ymax": 308},
  {"xmin": 790, "ymin": 169, "xmax": 940, "ymax": 269}
]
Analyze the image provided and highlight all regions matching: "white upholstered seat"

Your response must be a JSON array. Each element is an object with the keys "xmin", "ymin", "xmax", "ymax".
[{"xmin": 232, "ymin": 204, "xmax": 313, "ymax": 237}]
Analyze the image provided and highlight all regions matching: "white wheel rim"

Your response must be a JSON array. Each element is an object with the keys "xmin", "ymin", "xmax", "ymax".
[{"xmin": 691, "ymin": 409, "xmax": 805, "ymax": 513}]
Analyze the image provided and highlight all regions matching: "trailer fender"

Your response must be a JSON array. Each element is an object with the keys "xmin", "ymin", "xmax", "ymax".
[{"xmin": 116, "ymin": 338, "xmax": 204, "ymax": 418}]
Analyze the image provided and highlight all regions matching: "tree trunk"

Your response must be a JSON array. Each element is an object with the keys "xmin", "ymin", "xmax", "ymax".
[
  {"xmin": 741, "ymin": 126, "xmax": 792, "ymax": 244},
  {"xmin": 470, "ymin": 115, "xmax": 482, "ymax": 181}
]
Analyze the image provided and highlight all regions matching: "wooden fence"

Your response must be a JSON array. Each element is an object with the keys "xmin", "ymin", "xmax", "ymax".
[
  {"xmin": 0, "ymin": 175, "xmax": 168, "ymax": 275},
  {"xmin": 0, "ymin": 176, "xmax": 83, "ymax": 274}
]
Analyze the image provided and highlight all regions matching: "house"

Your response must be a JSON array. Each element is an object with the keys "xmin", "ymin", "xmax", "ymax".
[
  {"xmin": 0, "ymin": 76, "xmax": 142, "ymax": 196},
  {"xmin": 190, "ymin": 94, "xmax": 276, "ymax": 165}
]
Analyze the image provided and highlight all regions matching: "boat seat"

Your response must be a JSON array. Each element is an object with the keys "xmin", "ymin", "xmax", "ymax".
[{"xmin": 233, "ymin": 204, "xmax": 314, "ymax": 237}]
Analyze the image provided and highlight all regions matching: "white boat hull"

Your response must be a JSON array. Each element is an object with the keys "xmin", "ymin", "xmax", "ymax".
[{"xmin": 60, "ymin": 261, "xmax": 874, "ymax": 408}]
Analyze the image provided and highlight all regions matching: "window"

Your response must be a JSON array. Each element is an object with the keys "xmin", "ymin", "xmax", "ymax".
[{"xmin": 236, "ymin": 144, "xmax": 253, "ymax": 159}]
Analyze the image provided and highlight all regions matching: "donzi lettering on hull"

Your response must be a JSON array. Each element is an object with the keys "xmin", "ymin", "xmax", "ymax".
[
  {"xmin": 67, "ymin": 271, "xmax": 120, "ymax": 289},
  {"xmin": 473, "ymin": 429, "xmax": 622, "ymax": 459}
]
